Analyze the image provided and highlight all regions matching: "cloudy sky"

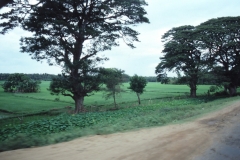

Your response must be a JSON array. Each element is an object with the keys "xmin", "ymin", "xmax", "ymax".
[{"xmin": 0, "ymin": 0, "xmax": 240, "ymax": 76}]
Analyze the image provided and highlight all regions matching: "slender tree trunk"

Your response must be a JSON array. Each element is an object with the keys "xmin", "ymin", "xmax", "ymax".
[
  {"xmin": 137, "ymin": 93, "xmax": 141, "ymax": 105},
  {"xmin": 74, "ymin": 96, "xmax": 84, "ymax": 114},
  {"xmin": 113, "ymin": 92, "xmax": 117, "ymax": 108}
]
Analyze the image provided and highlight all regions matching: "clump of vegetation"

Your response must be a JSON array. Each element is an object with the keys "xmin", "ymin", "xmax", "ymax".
[
  {"xmin": 129, "ymin": 75, "xmax": 148, "ymax": 104},
  {"xmin": 2, "ymin": 73, "xmax": 41, "ymax": 93}
]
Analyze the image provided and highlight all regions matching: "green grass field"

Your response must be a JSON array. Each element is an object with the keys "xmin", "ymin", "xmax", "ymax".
[
  {"xmin": 0, "ymin": 81, "xmax": 239, "ymax": 152},
  {"xmin": 0, "ymin": 81, "xmax": 213, "ymax": 113}
]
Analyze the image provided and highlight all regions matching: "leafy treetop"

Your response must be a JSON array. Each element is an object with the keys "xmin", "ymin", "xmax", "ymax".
[{"xmin": 129, "ymin": 74, "xmax": 147, "ymax": 104}]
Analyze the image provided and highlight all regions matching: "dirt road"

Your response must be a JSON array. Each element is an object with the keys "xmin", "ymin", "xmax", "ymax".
[{"xmin": 1, "ymin": 100, "xmax": 240, "ymax": 160}]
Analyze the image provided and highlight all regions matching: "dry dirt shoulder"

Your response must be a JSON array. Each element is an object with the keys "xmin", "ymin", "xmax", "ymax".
[{"xmin": 1, "ymin": 100, "xmax": 240, "ymax": 160}]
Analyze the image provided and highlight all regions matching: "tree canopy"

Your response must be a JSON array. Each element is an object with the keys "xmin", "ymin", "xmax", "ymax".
[
  {"xmin": 0, "ymin": 0, "xmax": 149, "ymax": 113},
  {"xmin": 196, "ymin": 16, "xmax": 240, "ymax": 96},
  {"xmin": 156, "ymin": 25, "xmax": 204, "ymax": 97},
  {"xmin": 128, "ymin": 74, "xmax": 147, "ymax": 104},
  {"xmin": 156, "ymin": 16, "xmax": 240, "ymax": 97}
]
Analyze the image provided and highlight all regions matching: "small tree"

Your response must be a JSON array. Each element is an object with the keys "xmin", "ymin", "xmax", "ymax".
[
  {"xmin": 128, "ymin": 74, "xmax": 147, "ymax": 105},
  {"xmin": 2, "ymin": 73, "xmax": 41, "ymax": 93},
  {"xmin": 101, "ymin": 68, "xmax": 124, "ymax": 109}
]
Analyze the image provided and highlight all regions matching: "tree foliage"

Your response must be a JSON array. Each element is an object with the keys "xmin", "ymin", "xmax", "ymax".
[
  {"xmin": 2, "ymin": 73, "xmax": 41, "ymax": 93},
  {"xmin": 128, "ymin": 74, "xmax": 147, "ymax": 104},
  {"xmin": 196, "ymin": 16, "xmax": 240, "ymax": 96},
  {"xmin": 0, "ymin": 0, "xmax": 149, "ymax": 113},
  {"xmin": 156, "ymin": 73, "xmax": 169, "ymax": 84},
  {"xmin": 0, "ymin": 73, "xmax": 57, "ymax": 81},
  {"xmin": 48, "ymin": 60, "xmax": 105, "ymax": 112},
  {"xmin": 156, "ymin": 25, "xmax": 204, "ymax": 97},
  {"xmin": 156, "ymin": 16, "xmax": 240, "ymax": 97}
]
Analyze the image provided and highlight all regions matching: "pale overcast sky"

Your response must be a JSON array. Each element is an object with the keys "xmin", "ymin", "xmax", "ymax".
[{"xmin": 0, "ymin": 0, "xmax": 240, "ymax": 76}]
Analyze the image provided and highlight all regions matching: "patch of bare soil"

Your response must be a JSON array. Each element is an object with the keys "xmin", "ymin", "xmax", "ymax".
[{"xmin": 1, "ymin": 101, "xmax": 240, "ymax": 160}]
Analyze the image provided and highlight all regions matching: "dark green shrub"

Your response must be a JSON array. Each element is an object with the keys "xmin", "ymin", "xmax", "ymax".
[{"xmin": 2, "ymin": 73, "xmax": 41, "ymax": 93}]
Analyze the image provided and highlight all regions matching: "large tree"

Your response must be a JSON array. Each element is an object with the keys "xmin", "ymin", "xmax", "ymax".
[
  {"xmin": 156, "ymin": 25, "xmax": 205, "ymax": 97},
  {"xmin": 0, "ymin": 0, "xmax": 149, "ymax": 113},
  {"xmin": 196, "ymin": 16, "xmax": 240, "ymax": 96}
]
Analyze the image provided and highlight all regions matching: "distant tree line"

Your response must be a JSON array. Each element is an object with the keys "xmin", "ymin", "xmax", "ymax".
[
  {"xmin": 0, "ymin": 73, "xmax": 159, "ymax": 83},
  {"xmin": 167, "ymin": 72, "xmax": 222, "ymax": 85},
  {"xmin": 122, "ymin": 76, "xmax": 158, "ymax": 83},
  {"xmin": 0, "ymin": 73, "xmax": 57, "ymax": 81},
  {"xmin": 144, "ymin": 76, "xmax": 157, "ymax": 82}
]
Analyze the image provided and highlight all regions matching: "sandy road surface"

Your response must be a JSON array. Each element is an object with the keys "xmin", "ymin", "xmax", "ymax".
[{"xmin": 1, "ymin": 100, "xmax": 240, "ymax": 160}]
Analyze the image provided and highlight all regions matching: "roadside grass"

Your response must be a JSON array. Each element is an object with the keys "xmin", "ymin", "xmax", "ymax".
[
  {"xmin": 170, "ymin": 96, "xmax": 240, "ymax": 125},
  {"xmin": 0, "ymin": 95, "xmax": 239, "ymax": 151}
]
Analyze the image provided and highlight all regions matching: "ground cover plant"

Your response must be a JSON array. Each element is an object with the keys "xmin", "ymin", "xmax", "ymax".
[{"xmin": 0, "ymin": 96, "xmax": 239, "ymax": 151}]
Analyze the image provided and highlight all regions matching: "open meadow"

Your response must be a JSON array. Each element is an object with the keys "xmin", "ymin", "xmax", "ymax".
[
  {"xmin": 0, "ymin": 81, "xmax": 239, "ymax": 151},
  {"xmin": 0, "ymin": 81, "xmax": 213, "ymax": 114}
]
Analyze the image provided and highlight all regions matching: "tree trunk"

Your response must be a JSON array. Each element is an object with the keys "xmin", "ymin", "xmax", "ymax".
[
  {"xmin": 190, "ymin": 88, "xmax": 197, "ymax": 97},
  {"xmin": 190, "ymin": 83, "xmax": 197, "ymax": 97},
  {"xmin": 74, "ymin": 96, "xmax": 84, "ymax": 114},
  {"xmin": 113, "ymin": 93, "xmax": 117, "ymax": 108},
  {"xmin": 228, "ymin": 84, "xmax": 237, "ymax": 96},
  {"xmin": 224, "ymin": 85, "xmax": 228, "ymax": 92},
  {"xmin": 137, "ymin": 93, "xmax": 141, "ymax": 105}
]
